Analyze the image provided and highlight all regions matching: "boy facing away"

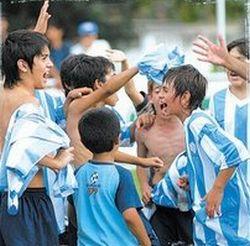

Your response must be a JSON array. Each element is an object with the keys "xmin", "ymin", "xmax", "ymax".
[
  {"xmin": 73, "ymin": 107, "xmax": 151, "ymax": 246},
  {"xmin": 153, "ymin": 64, "xmax": 250, "ymax": 245}
]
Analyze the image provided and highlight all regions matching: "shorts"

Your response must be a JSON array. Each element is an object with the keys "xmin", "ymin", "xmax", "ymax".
[
  {"xmin": 0, "ymin": 188, "xmax": 59, "ymax": 246},
  {"xmin": 151, "ymin": 206, "xmax": 194, "ymax": 245}
]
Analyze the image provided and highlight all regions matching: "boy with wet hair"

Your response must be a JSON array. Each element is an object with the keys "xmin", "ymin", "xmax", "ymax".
[
  {"xmin": 0, "ymin": 29, "xmax": 76, "ymax": 245},
  {"xmin": 153, "ymin": 64, "xmax": 250, "ymax": 245},
  {"xmin": 74, "ymin": 107, "xmax": 151, "ymax": 246}
]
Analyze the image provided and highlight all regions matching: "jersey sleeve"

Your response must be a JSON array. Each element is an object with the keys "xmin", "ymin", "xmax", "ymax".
[
  {"xmin": 152, "ymin": 152, "xmax": 192, "ymax": 211},
  {"xmin": 188, "ymin": 114, "xmax": 249, "ymax": 170},
  {"xmin": 115, "ymin": 166, "xmax": 142, "ymax": 213}
]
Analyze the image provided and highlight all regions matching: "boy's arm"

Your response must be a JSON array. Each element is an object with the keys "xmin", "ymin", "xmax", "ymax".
[
  {"xmin": 203, "ymin": 167, "xmax": 236, "ymax": 218},
  {"xmin": 136, "ymin": 130, "xmax": 152, "ymax": 204},
  {"xmin": 115, "ymin": 166, "xmax": 150, "ymax": 245},
  {"xmin": 106, "ymin": 49, "xmax": 144, "ymax": 107},
  {"xmin": 193, "ymin": 35, "xmax": 249, "ymax": 80},
  {"xmin": 123, "ymin": 208, "xmax": 151, "ymax": 246},
  {"xmin": 39, "ymin": 147, "xmax": 74, "ymax": 171},
  {"xmin": 67, "ymin": 67, "xmax": 139, "ymax": 117},
  {"xmin": 33, "ymin": 0, "xmax": 51, "ymax": 34},
  {"xmin": 114, "ymin": 150, "xmax": 163, "ymax": 168},
  {"xmin": 122, "ymin": 60, "xmax": 144, "ymax": 107}
]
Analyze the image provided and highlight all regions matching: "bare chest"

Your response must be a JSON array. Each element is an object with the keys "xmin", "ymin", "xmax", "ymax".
[{"xmin": 142, "ymin": 125, "xmax": 185, "ymax": 165}]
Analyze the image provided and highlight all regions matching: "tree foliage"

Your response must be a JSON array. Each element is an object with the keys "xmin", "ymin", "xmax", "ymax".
[{"xmin": 1, "ymin": 0, "xmax": 246, "ymax": 47}]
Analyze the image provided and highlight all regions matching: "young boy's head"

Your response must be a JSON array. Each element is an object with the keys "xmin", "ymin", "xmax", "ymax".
[
  {"xmin": 160, "ymin": 65, "xmax": 207, "ymax": 120},
  {"xmin": 78, "ymin": 107, "xmax": 120, "ymax": 154},
  {"xmin": 2, "ymin": 30, "xmax": 51, "ymax": 89},
  {"xmin": 147, "ymin": 80, "xmax": 161, "ymax": 115},
  {"xmin": 46, "ymin": 20, "xmax": 65, "ymax": 46},
  {"xmin": 226, "ymin": 38, "xmax": 249, "ymax": 87},
  {"xmin": 60, "ymin": 54, "xmax": 118, "ymax": 106}
]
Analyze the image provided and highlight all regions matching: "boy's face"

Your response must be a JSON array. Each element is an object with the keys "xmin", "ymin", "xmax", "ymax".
[
  {"xmin": 159, "ymin": 81, "xmax": 182, "ymax": 119},
  {"xmin": 148, "ymin": 84, "xmax": 162, "ymax": 115},
  {"xmin": 31, "ymin": 46, "xmax": 53, "ymax": 89},
  {"xmin": 103, "ymin": 68, "xmax": 119, "ymax": 106},
  {"xmin": 46, "ymin": 25, "xmax": 63, "ymax": 43},
  {"xmin": 227, "ymin": 47, "xmax": 248, "ymax": 87}
]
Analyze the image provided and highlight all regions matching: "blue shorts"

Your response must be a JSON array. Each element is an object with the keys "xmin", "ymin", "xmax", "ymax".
[{"xmin": 0, "ymin": 188, "xmax": 59, "ymax": 246}]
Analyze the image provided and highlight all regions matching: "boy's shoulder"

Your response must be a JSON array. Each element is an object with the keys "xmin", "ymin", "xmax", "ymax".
[
  {"xmin": 75, "ymin": 160, "xmax": 118, "ymax": 176},
  {"xmin": 185, "ymin": 109, "xmax": 218, "ymax": 134},
  {"xmin": 114, "ymin": 165, "xmax": 133, "ymax": 179}
]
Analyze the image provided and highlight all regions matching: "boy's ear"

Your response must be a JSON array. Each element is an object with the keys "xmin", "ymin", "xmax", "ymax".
[
  {"xmin": 114, "ymin": 136, "xmax": 120, "ymax": 146},
  {"xmin": 17, "ymin": 59, "xmax": 29, "ymax": 73},
  {"xmin": 181, "ymin": 91, "xmax": 191, "ymax": 109},
  {"xmin": 94, "ymin": 80, "xmax": 104, "ymax": 90}
]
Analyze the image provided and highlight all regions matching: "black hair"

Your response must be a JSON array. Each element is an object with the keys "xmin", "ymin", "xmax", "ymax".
[
  {"xmin": 78, "ymin": 107, "xmax": 120, "ymax": 154},
  {"xmin": 163, "ymin": 64, "xmax": 207, "ymax": 111},
  {"xmin": 60, "ymin": 54, "xmax": 115, "ymax": 96},
  {"xmin": 227, "ymin": 38, "xmax": 249, "ymax": 59},
  {"xmin": 2, "ymin": 29, "xmax": 49, "ymax": 88}
]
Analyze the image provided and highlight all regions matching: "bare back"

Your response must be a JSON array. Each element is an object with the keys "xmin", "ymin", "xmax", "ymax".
[{"xmin": 0, "ymin": 88, "xmax": 43, "ymax": 187}]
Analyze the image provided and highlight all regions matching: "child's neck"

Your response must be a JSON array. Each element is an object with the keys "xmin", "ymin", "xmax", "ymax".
[
  {"xmin": 92, "ymin": 152, "xmax": 115, "ymax": 163},
  {"xmin": 229, "ymin": 84, "xmax": 248, "ymax": 100}
]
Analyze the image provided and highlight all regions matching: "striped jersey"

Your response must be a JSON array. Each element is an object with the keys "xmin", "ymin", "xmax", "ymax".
[
  {"xmin": 209, "ymin": 88, "xmax": 250, "ymax": 186},
  {"xmin": 185, "ymin": 109, "xmax": 250, "ymax": 245},
  {"xmin": 153, "ymin": 109, "xmax": 250, "ymax": 245}
]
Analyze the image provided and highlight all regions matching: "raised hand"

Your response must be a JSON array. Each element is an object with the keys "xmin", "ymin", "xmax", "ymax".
[
  {"xmin": 64, "ymin": 87, "xmax": 93, "ymax": 116},
  {"xmin": 106, "ymin": 49, "xmax": 127, "ymax": 63},
  {"xmin": 136, "ymin": 114, "xmax": 155, "ymax": 129},
  {"xmin": 192, "ymin": 34, "xmax": 228, "ymax": 66},
  {"xmin": 34, "ymin": 0, "xmax": 51, "ymax": 34}
]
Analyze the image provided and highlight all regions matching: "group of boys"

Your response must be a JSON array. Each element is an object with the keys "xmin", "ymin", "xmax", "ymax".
[{"xmin": 0, "ymin": 1, "xmax": 250, "ymax": 245}]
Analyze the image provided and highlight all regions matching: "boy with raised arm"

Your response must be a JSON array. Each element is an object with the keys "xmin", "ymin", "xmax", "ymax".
[
  {"xmin": 193, "ymin": 34, "xmax": 249, "ymax": 80},
  {"xmin": 61, "ymin": 54, "xmax": 163, "ymax": 168},
  {"xmin": 208, "ymin": 38, "xmax": 250, "ymax": 186}
]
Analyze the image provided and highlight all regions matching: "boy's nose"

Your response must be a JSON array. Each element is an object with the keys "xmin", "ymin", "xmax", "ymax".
[
  {"xmin": 47, "ymin": 58, "xmax": 54, "ymax": 68},
  {"xmin": 159, "ymin": 89, "xmax": 164, "ymax": 98}
]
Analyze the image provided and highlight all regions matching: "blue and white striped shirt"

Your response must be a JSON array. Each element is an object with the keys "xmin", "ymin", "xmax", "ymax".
[
  {"xmin": 153, "ymin": 109, "xmax": 250, "ymax": 245},
  {"xmin": 35, "ymin": 89, "xmax": 69, "ymax": 233},
  {"xmin": 186, "ymin": 109, "xmax": 250, "ymax": 245},
  {"xmin": 209, "ymin": 88, "xmax": 250, "ymax": 186},
  {"xmin": 0, "ymin": 103, "xmax": 77, "ymax": 218},
  {"xmin": 152, "ymin": 151, "xmax": 192, "ymax": 212}
]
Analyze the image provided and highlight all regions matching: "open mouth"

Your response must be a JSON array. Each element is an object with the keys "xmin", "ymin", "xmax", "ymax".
[
  {"xmin": 160, "ymin": 103, "xmax": 167, "ymax": 110},
  {"xmin": 229, "ymin": 71, "xmax": 239, "ymax": 79},
  {"xmin": 43, "ymin": 72, "xmax": 49, "ymax": 80}
]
